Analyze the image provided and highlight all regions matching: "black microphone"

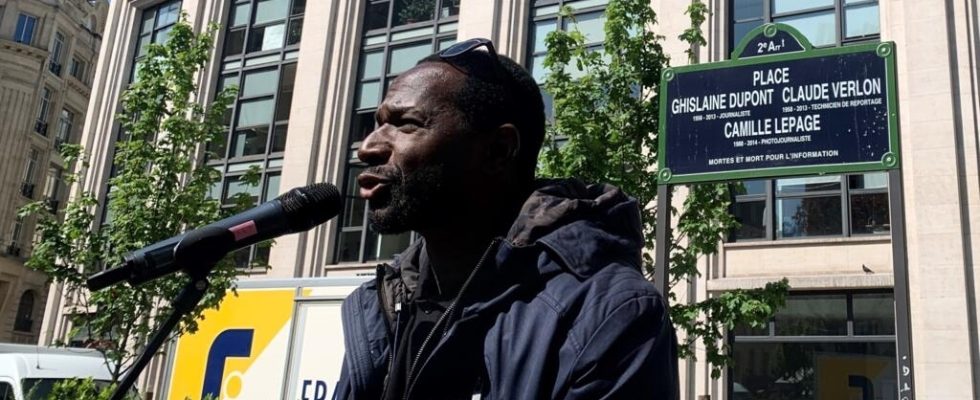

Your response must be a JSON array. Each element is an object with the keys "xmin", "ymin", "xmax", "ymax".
[{"xmin": 86, "ymin": 183, "xmax": 341, "ymax": 291}]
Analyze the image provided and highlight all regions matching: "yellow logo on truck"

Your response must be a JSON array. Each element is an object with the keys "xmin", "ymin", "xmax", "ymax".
[{"xmin": 167, "ymin": 288, "xmax": 298, "ymax": 400}]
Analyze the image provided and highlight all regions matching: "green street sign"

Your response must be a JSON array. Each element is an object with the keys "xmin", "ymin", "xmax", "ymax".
[{"xmin": 657, "ymin": 23, "xmax": 900, "ymax": 184}]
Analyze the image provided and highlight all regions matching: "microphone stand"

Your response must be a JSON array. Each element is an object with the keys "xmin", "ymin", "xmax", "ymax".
[{"xmin": 108, "ymin": 263, "xmax": 214, "ymax": 400}]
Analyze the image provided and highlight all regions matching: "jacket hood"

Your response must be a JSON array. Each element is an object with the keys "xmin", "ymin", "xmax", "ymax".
[{"xmin": 503, "ymin": 178, "xmax": 645, "ymax": 277}]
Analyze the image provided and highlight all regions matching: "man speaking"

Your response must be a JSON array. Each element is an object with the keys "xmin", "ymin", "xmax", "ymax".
[{"xmin": 335, "ymin": 38, "xmax": 678, "ymax": 400}]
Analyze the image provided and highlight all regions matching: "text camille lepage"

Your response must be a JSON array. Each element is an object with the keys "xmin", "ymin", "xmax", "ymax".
[{"xmin": 670, "ymin": 67, "xmax": 883, "ymax": 139}]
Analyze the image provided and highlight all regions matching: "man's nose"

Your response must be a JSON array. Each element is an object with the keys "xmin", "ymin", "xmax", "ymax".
[{"xmin": 357, "ymin": 127, "xmax": 392, "ymax": 166}]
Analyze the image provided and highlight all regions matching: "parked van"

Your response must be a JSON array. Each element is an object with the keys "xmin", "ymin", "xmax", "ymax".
[{"xmin": 0, "ymin": 343, "xmax": 114, "ymax": 399}]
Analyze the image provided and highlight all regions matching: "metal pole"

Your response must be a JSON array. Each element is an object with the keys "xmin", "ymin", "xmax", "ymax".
[
  {"xmin": 655, "ymin": 184, "xmax": 671, "ymax": 298},
  {"xmin": 888, "ymin": 168, "xmax": 915, "ymax": 400}
]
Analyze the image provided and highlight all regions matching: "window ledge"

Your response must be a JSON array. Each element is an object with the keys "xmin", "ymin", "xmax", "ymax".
[
  {"xmin": 724, "ymin": 234, "xmax": 890, "ymax": 249},
  {"xmin": 707, "ymin": 273, "xmax": 894, "ymax": 291}
]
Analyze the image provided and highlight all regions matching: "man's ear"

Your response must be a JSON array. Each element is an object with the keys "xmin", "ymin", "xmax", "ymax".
[{"xmin": 483, "ymin": 123, "xmax": 521, "ymax": 175}]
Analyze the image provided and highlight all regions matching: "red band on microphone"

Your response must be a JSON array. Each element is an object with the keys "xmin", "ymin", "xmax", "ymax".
[{"xmin": 229, "ymin": 221, "xmax": 258, "ymax": 242}]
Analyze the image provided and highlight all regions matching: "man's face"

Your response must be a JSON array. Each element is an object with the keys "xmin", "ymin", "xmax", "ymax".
[{"xmin": 356, "ymin": 63, "xmax": 482, "ymax": 234}]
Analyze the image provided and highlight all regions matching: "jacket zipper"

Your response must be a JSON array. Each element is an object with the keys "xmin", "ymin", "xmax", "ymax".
[
  {"xmin": 403, "ymin": 238, "xmax": 501, "ymax": 400},
  {"xmin": 377, "ymin": 264, "xmax": 401, "ymax": 399}
]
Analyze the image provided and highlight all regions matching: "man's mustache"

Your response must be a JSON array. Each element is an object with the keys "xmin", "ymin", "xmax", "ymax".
[{"xmin": 363, "ymin": 165, "xmax": 402, "ymax": 184}]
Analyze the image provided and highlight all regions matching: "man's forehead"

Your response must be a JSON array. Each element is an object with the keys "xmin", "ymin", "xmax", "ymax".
[{"xmin": 385, "ymin": 63, "xmax": 463, "ymax": 105}]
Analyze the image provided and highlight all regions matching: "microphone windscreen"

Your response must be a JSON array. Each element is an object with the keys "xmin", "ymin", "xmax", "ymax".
[{"xmin": 278, "ymin": 183, "xmax": 342, "ymax": 232}]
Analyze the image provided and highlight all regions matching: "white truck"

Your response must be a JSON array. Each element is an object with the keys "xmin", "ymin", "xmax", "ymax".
[
  {"xmin": 161, "ymin": 276, "xmax": 368, "ymax": 400},
  {"xmin": 0, "ymin": 344, "xmax": 120, "ymax": 400}
]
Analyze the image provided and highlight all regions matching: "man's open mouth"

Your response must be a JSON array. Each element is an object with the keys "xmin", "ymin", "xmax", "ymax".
[{"xmin": 357, "ymin": 172, "xmax": 394, "ymax": 200}]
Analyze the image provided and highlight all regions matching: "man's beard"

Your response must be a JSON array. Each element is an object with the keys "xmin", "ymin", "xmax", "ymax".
[{"xmin": 366, "ymin": 164, "xmax": 449, "ymax": 234}]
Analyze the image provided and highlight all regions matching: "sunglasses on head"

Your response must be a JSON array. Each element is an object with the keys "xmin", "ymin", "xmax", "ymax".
[{"xmin": 437, "ymin": 38, "xmax": 504, "ymax": 83}]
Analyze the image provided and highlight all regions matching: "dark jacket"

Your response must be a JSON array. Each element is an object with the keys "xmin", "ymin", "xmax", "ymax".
[{"xmin": 335, "ymin": 179, "xmax": 678, "ymax": 400}]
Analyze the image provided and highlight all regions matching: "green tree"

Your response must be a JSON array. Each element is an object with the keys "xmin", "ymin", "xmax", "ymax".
[
  {"xmin": 539, "ymin": 0, "xmax": 789, "ymax": 377},
  {"xmin": 21, "ymin": 16, "xmax": 258, "ymax": 391}
]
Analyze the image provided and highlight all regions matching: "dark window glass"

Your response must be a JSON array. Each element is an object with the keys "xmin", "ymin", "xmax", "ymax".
[
  {"xmin": 733, "ymin": 200, "xmax": 767, "ymax": 239},
  {"xmin": 853, "ymin": 293, "xmax": 895, "ymax": 335},
  {"xmin": 850, "ymin": 192, "xmax": 889, "ymax": 234},
  {"xmin": 276, "ymin": 63, "xmax": 297, "ymax": 120},
  {"xmin": 342, "ymin": 166, "xmax": 367, "ymax": 228},
  {"xmin": 365, "ymin": 2, "xmax": 390, "ymax": 31},
  {"xmin": 336, "ymin": 231, "xmax": 363, "ymax": 262},
  {"xmin": 13, "ymin": 291, "xmax": 34, "ymax": 332},
  {"xmin": 271, "ymin": 125, "xmax": 288, "ymax": 152},
  {"xmin": 733, "ymin": 321, "xmax": 769, "ymax": 336},
  {"xmin": 292, "ymin": 0, "xmax": 306, "ymax": 15},
  {"xmin": 732, "ymin": 342, "xmax": 896, "ymax": 400},
  {"xmin": 231, "ymin": 127, "xmax": 269, "ymax": 157},
  {"xmin": 254, "ymin": 242, "xmax": 272, "ymax": 265},
  {"xmin": 774, "ymin": 294, "xmax": 847, "ymax": 336},
  {"xmin": 439, "ymin": 0, "xmax": 460, "ymax": 18},
  {"xmin": 287, "ymin": 17, "xmax": 303, "ymax": 45},
  {"xmin": 351, "ymin": 112, "xmax": 377, "ymax": 143},
  {"xmin": 233, "ymin": 247, "xmax": 251, "ymax": 268},
  {"xmin": 777, "ymin": 196, "xmax": 843, "ymax": 238},
  {"xmin": 224, "ymin": 28, "xmax": 246, "ymax": 56},
  {"xmin": 393, "ymin": 0, "xmax": 435, "ymax": 26}
]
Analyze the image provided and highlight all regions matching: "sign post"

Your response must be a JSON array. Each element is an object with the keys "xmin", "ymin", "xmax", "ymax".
[{"xmin": 656, "ymin": 23, "xmax": 913, "ymax": 399}]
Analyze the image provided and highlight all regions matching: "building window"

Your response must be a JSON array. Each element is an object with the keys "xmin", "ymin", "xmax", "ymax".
[
  {"xmin": 21, "ymin": 149, "xmax": 40, "ymax": 200},
  {"xmin": 729, "ymin": 0, "xmax": 880, "ymax": 50},
  {"xmin": 69, "ymin": 57, "xmax": 87, "ymax": 82},
  {"xmin": 335, "ymin": 0, "xmax": 458, "ymax": 264},
  {"xmin": 35, "ymin": 87, "xmax": 51, "ymax": 137},
  {"xmin": 208, "ymin": 0, "xmax": 303, "ymax": 270},
  {"xmin": 43, "ymin": 168, "xmax": 63, "ymax": 213},
  {"xmin": 222, "ymin": 0, "xmax": 304, "ymax": 60},
  {"xmin": 731, "ymin": 291, "xmax": 896, "ymax": 399},
  {"xmin": 132, "ymin": 0, "xmax": 183, "ymax": 81},
  {"xmin": 56, "ymin": 109, "xmax": 74, "ymax": 149},
  {"xmin": 9, "ymin": 217, "xmax": 24, "ymax": 251},
  {"xmin": 13, "ymin": 291, "xmax": 35, "ymax": 332},
  {"xmin": 49, "ymin": 32, "xmax": 66, "ymax": 76},
  {"xmin": 731, "ymin": 172, "xmax": 889, "ymax": 241},
  {"xmin": 220, "ymin": 170, "xmax": 281, "ymax": 269},
  {"xmin": 728, "ymin": 2, "xmax": 884, "ymax": 242},
  {"xmin": 14, "ymin": 13, "xmax": 37, "ymax": 44},
  {"xmin": 527, "ymin": 0, "xmax": 607, "ymax": 122}
]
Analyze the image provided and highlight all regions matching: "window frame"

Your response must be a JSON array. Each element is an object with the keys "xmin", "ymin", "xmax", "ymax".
[
  {"xmin": 204, "ymin": 0, "xmax": 304, "ymax": 271},
  {"xmin": 69, "ymin": 56, "xmax": 87, "ymax": 82},
  {"xmin": 14, "ymin": 13, "xmax": 37, "ymax": 44},
  {"xmin": 334, "ymin": 0, "xmax": 459, "ymax": 264},
  {"xmin": 49, "ymin": 31, "xmax": 66, "ymax": 76},
  {"xmin": 730, "ymin": 172, "xmax": 890, "ymax": 242},
  {"xmin": 13, "ymin": 290, "xmax": 35, "ymax": 333},
  {"xmin": 728, "ymin": 0, "xmax": 881, "ymax": 51},
  {"xmin": 729, "ymin": 290, "xmax": 897, "ymax": 398}
]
